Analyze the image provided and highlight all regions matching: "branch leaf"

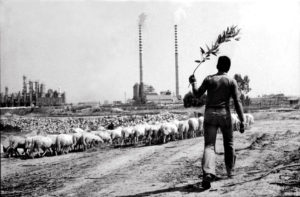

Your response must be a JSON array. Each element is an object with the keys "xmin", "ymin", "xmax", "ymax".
[
  {"xmin": 193, "ymin": 25, "xmax": 241, "ymax": 74},
  {"xmin": 200, "ymin": 47, "xmax": 205, "ymax": 54},
  {"xmin": 206, "ymin": 44, "xmax": 210, "ymax": 51}
]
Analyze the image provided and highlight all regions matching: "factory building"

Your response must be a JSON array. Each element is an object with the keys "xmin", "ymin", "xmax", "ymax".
[
  {"xmin": 0, "ymin": 76, "xmax": 66, "ymax": 107},
  {"xmin": 133, "ymin": 82, "xmax": 177, "ymax": 104},
  {"xmin": 133, "ymin": 83, "xmax": 140, "ymax": 101},
  {"xmin": 145, "ymin": 90, "xmax": 177, "ymax": 104},
  {"xmin": 133, "ymin": 83, "xmax": 156, "ymax": 102},
  {"xmin": 250, "ymin": 94, "xmax": 299, "ymax": 108}
]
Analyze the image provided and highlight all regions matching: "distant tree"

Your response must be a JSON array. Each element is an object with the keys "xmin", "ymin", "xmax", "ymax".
[
  {"xmin": 245, "ymin": 95, "xmax": 251, "ymax": 106},
  {"xmin": 183, "ymin": 92, "xmax": 206, "ymax": 108},
  {"xmin": 233, "ymin": 74, "xmax": 252, "ymax": 106}
]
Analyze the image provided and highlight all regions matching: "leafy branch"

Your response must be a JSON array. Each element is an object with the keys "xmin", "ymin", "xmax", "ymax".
[{"xmin": 193, "ymin": 25, "xmax": 241, "ymax": 74}]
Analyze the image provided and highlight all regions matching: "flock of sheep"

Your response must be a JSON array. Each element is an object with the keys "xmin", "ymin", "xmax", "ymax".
[
  {"xmin": 0, "ymin": 112, "xmax": 180, "ymax": 134},
  {"xmin": 1, "ymin": 113, "xmax": 254, "ymax": 159}
]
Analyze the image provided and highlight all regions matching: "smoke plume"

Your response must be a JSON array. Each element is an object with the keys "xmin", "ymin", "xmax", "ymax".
[
  {"xmin": 138, "ymin": 13, "xmax": 147, "ymax": 26},
  {"xmin": 174, "ymin": 7, "xmax": 187, "ymax": 24}
]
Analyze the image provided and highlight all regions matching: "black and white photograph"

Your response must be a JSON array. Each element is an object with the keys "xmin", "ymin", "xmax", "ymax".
[{"xmin": 1, "ymin": 0, "xmax": 300, "ymax": 196}]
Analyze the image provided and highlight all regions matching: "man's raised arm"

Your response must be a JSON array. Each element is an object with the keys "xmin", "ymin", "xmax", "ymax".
[{"xmin": 189, "ymin": 75, "xmax": 207, "ymax": 98}]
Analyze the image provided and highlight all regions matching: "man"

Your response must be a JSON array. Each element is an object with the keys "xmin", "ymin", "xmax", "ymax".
[
  {"xmin": 189, "ymin": 56, "xmax": 245, "ymax": 189},
  {"xmin": 107, "ymin": 122, "xmax": 115, "ymax": 130}
]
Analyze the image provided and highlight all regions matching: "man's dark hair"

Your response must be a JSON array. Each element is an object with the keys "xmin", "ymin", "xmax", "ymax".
[{"xmin": 216, "ymin": 56, "xmax": 231, "ymax": 72}]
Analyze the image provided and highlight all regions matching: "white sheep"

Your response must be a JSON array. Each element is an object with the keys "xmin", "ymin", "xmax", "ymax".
[
  {"xmin": 72, "ymin": 132, "xmax": 83, "ymax": 151},
  {"xmin": 56, "ymin": 134, "xmax": 74, "ymax": 154},
  {"xmin": 231, "ymin": 113, "xmax": 240, "ymax": 131},
  {"xmin": 108, "ymin": 127, "xmax": 123, "ymax": 145},
  {"xmin": 5, "ymin": 136, "xmax": 26, "ymax": 157},
  {"xmin": 197, "ymin": 116, "xmax": 204, "ymax": 136},
  {"xmin": 178, "ymin": 120, "xmax": 189, "ymax": 140},
  {"xmin": 188, "ymin": 118, "xmax": 200, "ymax": 138},
  {"xmin": 47, "ymin": 134, "xmax": 58, "ymax": 155},
  {"xmin": 80, "ymin": 132, "xmax": 103, "ymax": 150},
  {"xmin": 121, "ymin": 127, "xmax": 134, "ymax": 146},
  {"xmin": 132, "ymin": 124, "xmax": 148, "ymax": 145},
  {"xmin": 159, "ymin": 122, "xmax": 178, "ymax": 144},
  {"xmin": 27, "ymin": 135, "xmax": 53, "ymax": 158},
  {"xmin": 244, "ymin": 113, "xmax": 254, "ymax": 129},
  {"xmin": 145, "ymin": 124, "xmax": 161, "ymax": 145},
  {"xmin": 95, "ymin": 130, "xmax": 112, "ymax": 144}
]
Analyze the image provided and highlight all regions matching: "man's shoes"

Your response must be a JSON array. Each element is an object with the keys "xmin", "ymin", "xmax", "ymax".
[
  {"xmin": 202, "ymin": 173, "xmax": 214, "ymax": 189},
  {"xmin": 226, "ymin": 167, "xmax": 236, "ymax": 178},
  {"xmin": 227, "ymin": 170, "xmax": 235, "ymax": 178},
  {"xmin": 202, "ymin": 180, "xmax": 211, "ymax": 189}
]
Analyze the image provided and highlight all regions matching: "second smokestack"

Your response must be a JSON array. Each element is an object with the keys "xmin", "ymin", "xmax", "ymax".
[
  {"xmin": 175, "ymin": 25, "xmax": 179, "ymax": 99},
  {"xmin": 139, "ymin": 24, "xmax": 144, "ymax": 101}
]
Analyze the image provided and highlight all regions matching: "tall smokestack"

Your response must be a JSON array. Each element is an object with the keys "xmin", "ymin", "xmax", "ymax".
[
  {"xmin": 174, "ymin": 25, "xmax": 179, "ymax": 99},
  {"xmin": 22, "ymin": 75, "xmax": 27, "ymax": 95},
  {"xmin": 29, "ymin": 81, "xmax": 33, "ymax": 94},
  {"xmin": 22, "ymin": 75, "xmax": 27, "ymax": 104},
  {"xmin": 138, "ymin": 13, "xmax": 146, "ymax": 103},
  {"xmin": 5, "ymin": 86, "xmax": 8, "ymax": 96},
  {"xmin": 35, "ymin": 81, "xmax": 39, "ymax": 95},
  {"xmin": 4, "ymin": 87, "xmax": 8, "ymax": 106},
  {"xmin": 29, "ymin": 80, "xmax": 33, "ymax": 104},
  {"xmin": 139, "ymin": 24, "xmax": 144, "ymax": 101},
  {"xmin": 40, "ymin": 83, "xmax": 45, "ymax": 97}
]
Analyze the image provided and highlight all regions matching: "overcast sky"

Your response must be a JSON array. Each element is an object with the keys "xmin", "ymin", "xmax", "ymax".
[{"xmin": 1, "ymin": 0, "xmax": 300, "ymax": 103}]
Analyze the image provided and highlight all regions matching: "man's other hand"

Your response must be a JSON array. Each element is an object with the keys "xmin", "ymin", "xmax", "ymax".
[
  {"xmin": 189, "ymin": 75, "xmax": 196, "ymax": 84},
  {"xmin": 240, "ymin": 122, "xmax": 245, "ymax": 133}
]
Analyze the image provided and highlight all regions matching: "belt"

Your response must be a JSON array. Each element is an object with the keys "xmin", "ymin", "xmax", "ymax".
[{"xmin": 206, "ymin": 105, "xmax": 229, "ymax": 110}]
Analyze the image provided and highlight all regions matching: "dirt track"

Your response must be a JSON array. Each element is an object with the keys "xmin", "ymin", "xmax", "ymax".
[{"xmin": 1, "ymin": 112, "xmax": 300, "ymax": 197}]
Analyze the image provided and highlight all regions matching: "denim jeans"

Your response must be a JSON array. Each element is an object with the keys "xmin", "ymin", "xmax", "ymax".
[{"xmin": 202, "ymin": 108, "xmax": 235, "ymax": 176}]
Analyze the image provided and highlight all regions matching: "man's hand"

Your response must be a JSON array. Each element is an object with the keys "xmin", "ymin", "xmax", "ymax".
[
  {"xmin": 189, "ymin": 75, "xmax": 196, "ymax": 84},
  {"xmin": 239, "ymin": 122, "xmax": 245, "ymax": 133}
]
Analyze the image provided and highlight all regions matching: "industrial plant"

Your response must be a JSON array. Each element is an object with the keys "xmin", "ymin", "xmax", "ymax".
[
  {"xmin": 0, "ymin": 76, "xmax": 66, "ymax": 107},
  {"xmin": 133, "ymin": 18, "xmax": 181, "ymax": 104},
  {"xmin": 2, "ymin": 16, "xmax": 182, "ymax": 107}
]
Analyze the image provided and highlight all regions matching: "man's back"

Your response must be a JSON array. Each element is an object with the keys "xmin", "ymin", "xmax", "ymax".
[
  {"xmin": 193, "ymin": 71, "xmax": 244, "ymax": 122},
  {"xmin": 205, "ymin": 73, "xmax": 233, "ymax": 108}
]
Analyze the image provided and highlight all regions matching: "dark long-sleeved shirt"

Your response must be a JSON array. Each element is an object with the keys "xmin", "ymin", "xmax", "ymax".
[{"xmin": 192, "ymin": 72, "xmax": 244, "ymax": 122}]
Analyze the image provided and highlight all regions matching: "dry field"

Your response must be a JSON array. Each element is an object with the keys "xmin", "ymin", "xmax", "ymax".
[{"xmin": 1, "ymin": 110, "xmax": 300, "ymax": 197}]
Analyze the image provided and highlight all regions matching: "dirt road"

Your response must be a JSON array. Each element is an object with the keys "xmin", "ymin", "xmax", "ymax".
[{"xmin": 1, "ymin": 112, "xmax": 300, "ymax": 196}]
